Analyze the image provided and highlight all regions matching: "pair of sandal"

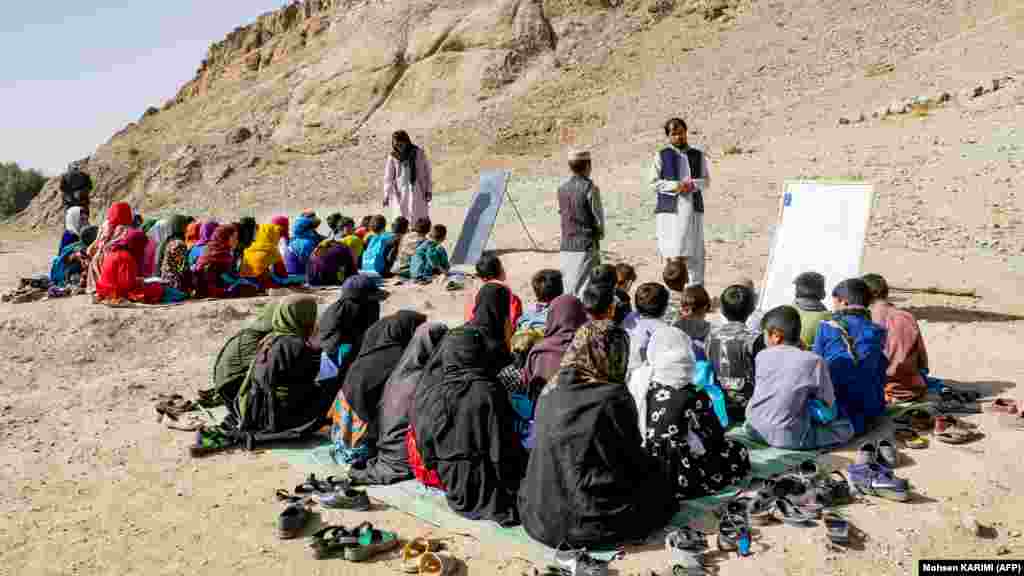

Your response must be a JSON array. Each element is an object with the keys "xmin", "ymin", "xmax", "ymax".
[
  {"xmin": 857, "ymin": 440, "xmax": 899, "ymax": 468},
  {"xmin": 154, "ymin": 393, "xmax": 196, "ymax": 421},
  {"xmin": 666, "ymin": 528, "xmax": 708, "ymax": 575},
  {"xmin": 933, "ymin": 415, "xmax": 981, "ymax": 444},
  {"xmin": 402, "ymin": 537, "xmax": 455, "ymax": 575},
  {"xmin": 293, "ymin": 474, "xmax": 370, "ymax": 511},
  {"xmin": 308, "ymin": 522, "xmax": 401, "ymax": 562}
]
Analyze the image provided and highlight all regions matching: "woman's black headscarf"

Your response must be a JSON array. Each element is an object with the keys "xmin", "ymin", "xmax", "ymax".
[
  {"xmin": 342, "ymin": 310, "xmax": 427, "ymax": 426},
  {"xmin": 391, "ymin": 130, "xmax": 418, "ymax": 185},
  {"xmin": 319, "ymin": 274, "xmax": 384, "ymax": 367},
  {"xmin": 467, "ymin": 282, "xmax": 513, "ymax": 370},
  {"xmin": 236, "ymin": 217, "xmax": 257, "ymax": 251}
]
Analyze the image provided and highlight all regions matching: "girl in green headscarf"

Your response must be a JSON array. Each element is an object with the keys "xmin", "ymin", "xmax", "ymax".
[
  {"xmin": 236, "ymin": 295, "xmax": 324, "ymax": 432},
  {"xmin": 205, "ymin": 303, "xmax": 279, "ymax": 408}
]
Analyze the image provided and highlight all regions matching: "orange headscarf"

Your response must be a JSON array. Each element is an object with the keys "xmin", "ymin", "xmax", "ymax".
[
  {"xmin": 240, "ymin": 224, "xmax": 282, "ymax": 277},
  {"xmin": 184, "ymin": 221, "xmax": 202, "ymax": 248}
]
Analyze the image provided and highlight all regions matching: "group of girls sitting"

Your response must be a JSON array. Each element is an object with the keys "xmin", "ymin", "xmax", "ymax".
[
  {"xmin": 202, "ymin": 251, "xmax": 767, "ymax": 550},
  {"xmin": 50, "ymin": 202, "xmax": 452, "ymax": 305}
]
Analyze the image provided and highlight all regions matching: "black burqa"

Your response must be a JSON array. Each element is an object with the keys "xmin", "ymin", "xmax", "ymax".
[
  {"xmin": 318, "ymin": 275, "xmax": 383, "ymax": 376},
  {"xmin": 413, "ymin": 283, "xmax": 525, "ymax": 526},
  {"xmin": 518, "ymin": 320, "xmax": 675, "ymax": 549},
  {"xmin": 341, "ymin": 310, "xmax": 426, "ymax": 454},
  {"xmin": 352, "ymin": 321, "xmax": 449, "ymax": 486}
]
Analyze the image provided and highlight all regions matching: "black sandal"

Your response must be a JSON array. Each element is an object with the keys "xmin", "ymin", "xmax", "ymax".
[{"xmin": 309, "ymin": 525, "xmax": 358, "ymax": 559}]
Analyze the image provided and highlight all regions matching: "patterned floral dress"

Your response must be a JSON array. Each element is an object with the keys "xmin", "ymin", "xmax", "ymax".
[{"xmin": 646, "ymin": 383, "xmax": 751, "ymax": 500}]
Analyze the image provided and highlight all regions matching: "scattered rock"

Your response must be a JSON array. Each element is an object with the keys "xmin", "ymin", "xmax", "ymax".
[
  {"xmin": 997, "ymin": 546, "xmax": 1011, "ymax": 556},
  {"xmin": 1009, "ymin": 530, "xmax": 1021, "ymax": 538},
  {"xmin": 961, "ymin": 513, "xmax": 982, "ymax": 536},
  {"xmin": 839, "ymin": 117, "xmax": 851, "ymax": 125},
  {"xmin": 972, "ymin": 85, "xmax": 986, "ymax": 99},
  {"xmin": 227, "ymin": 127, "xmax": 253, "ymax": 145}
]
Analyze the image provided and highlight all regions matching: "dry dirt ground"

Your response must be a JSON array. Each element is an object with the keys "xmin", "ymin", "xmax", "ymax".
[{"xmin": 3, "ymin": 1, "xmax": 1024, "ymax": 575}]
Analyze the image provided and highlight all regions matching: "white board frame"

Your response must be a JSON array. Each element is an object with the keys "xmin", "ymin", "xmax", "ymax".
[{"xmin": 758, "ymin": 180, "xmax": 875, "ymax": 313}]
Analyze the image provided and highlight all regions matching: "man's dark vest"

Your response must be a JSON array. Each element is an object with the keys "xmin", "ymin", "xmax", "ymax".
[
  {"xmin": 655, "ymin": 146, "xmax": 705, "ymax": 214},
  {"xmin": 558, "ymin": 175, "xmax": 598, "ymax": 252}
]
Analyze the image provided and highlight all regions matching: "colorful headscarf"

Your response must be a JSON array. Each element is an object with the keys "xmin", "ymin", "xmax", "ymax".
[
  {"xmin": 554, "ymin": 319, "xmax": 630, "ymax": 389},
  {"xmin": 271, "ymin": 215, "xmax": 290, "ymax": 241},
  {"xmin": 288, "ymin": 214, "xmax": 322, "ymax": 263},
  {"xmin": 272, "ymin": 294, "xmax": 319, "ymax": 340},
  {"xmin": 65, "ymin": 206, "xmax": 85, "ymax": 237},
  {"xmin": 196, "ymin": 224, "xmax": 237, "ymax": 269},
  {"xmin": 524, "ymin": 294, "xmax": 588, "ymax": 390},
  {"xmin": 185, "ymin": 221, "xmax": 202, "ymax": 248},
  {"xmin": 196, "ymin": 220, "xmax": 220, "ymax": 247},
  {"xmin": 241, "ymin": 224, "xmax": 282, "ymax": 275},
  {"xmin": 156, "ymin": 214, "xmax": 190, "ymax": 274}
]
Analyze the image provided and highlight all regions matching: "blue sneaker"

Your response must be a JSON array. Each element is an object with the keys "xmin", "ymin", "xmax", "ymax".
[{"xmin": 847, "ymin": 463, "xmax": 910, "ymax": 502}]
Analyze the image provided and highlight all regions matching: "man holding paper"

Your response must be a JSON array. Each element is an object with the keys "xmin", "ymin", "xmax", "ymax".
[{"xmin": 650, "ymin": 117, "xmax": 711, "ymax": 287}]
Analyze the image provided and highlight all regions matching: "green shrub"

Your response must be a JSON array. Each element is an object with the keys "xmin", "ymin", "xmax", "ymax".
[{"xmin": 0, "ymin": 162, "xmax": 48, "ymax": 216}]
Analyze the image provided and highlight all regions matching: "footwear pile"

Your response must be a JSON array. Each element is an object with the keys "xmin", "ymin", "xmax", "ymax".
[
  {"xmin": 272, "ymin": 474, "xmax": 403, "ymax": 563},
  {"xmin": 666, "ymin": 527, "xmax": 709, "ymax": 575},
  {"xmin": 539, "ymin": 546, "xmax": 610, "ymax": 576}
]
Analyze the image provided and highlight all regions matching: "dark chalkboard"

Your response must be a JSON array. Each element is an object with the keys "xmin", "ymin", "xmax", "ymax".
[{"xmin": 451, "ymin": 171, "xmax": 509, "ymax": 267}]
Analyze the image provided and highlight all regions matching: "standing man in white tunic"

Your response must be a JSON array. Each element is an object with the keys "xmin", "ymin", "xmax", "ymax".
[
  {"xmin": 383, "ymin": 130, "xmax": 433, "ymax": 223},
  {"xmin": 650, "ymin": 117, "xmax": 711, "ymax": 287}
]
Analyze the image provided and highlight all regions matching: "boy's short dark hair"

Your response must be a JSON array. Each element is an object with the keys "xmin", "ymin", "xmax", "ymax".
[
  {"xmin": 662, "ymin": 259, "xmax": 688, "ymax": 292},
  {"xmin": 475, "ymin": 251, "xmax": 504, "ymax": 280},
  {"xmin": 794, "ymin": 271, "xmax": 826, "ymax": 300},
  {"xmin": 832, "ymin": 278, "xmax": 872, "ymax": 307},
  {"xmin": 762, "ymin": 305, "xmax": 802, "ymax": 344},
  {"xmin": 591, "ymin": 264, "xmax": 617, "ymax": 287},
  {"xmin": 392, "ymin": 216, "xmax": 410, "ymax": 235},
  {"xmin": 430, "ymin": 224, "xmax": 447, "ymax": 242},
  {"xmin": 634, "ymin": 282, "xmax": 670, "ymax": 318},
  {"xmin": 360, "ymin": 215, "xmax": 373, "ymax": 228},
  {"xmin": 582, "ymin": 283, "xmax": 615, "ymax": 316},
  {"xmin": 861, "ymin": 273, "xmax": 889, "ymax": 301},
  {"xmin": 370, "ymin": 215, "xmax": 387, "ymax": 233},
  {"xmin": 664, "ymin": 117, "xmax": 687, "ymax": 135},
  {"xmin": 413, "ymin": 217, "xmax": 432, "ymax": 235},
  {"xmin": 531, "ymin": 270, "xmax": 564, "ymax": 303},
  {"xmin": 720, "ymin": 284, "xmax": 756, "ymax": 322},
  {"xmin": 681, "ymin": 285, "xmax": 711, "ymax": 312},
  {"xmin": 615, "ymin": 263, "xmax": 637, "ymax": 290},
  {"xmin": 326, "ymin": 213, "xmax": 343, "ymax": 232}
]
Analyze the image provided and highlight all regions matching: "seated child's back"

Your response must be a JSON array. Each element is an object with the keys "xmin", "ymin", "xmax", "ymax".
[{"xmin": 706, "ymin": 284, "xmax": 759, "ymax": 422}]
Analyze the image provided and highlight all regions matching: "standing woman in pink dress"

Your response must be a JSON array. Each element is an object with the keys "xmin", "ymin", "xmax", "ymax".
[{"xmin": 383, "ymin": 130, "xmax": 432, "ymax": 223}]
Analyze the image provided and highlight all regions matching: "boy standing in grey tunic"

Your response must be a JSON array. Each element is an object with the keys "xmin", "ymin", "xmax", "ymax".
[{"xmin": 558, "ymin": 149, "xmax": 605, "ymax": 298}]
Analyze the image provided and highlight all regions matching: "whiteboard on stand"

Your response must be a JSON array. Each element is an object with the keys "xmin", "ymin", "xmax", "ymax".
[{"xmin": 758, "ymin": 180, "xmax": 875, "ymax": 313}]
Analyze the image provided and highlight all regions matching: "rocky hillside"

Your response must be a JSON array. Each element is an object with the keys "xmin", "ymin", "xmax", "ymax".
[
  {"xmin": 21, "ymin": 0, "xmax": 1021, "ymax": 239},
  {"xmin": 22, "ymin": 0, "xmax": 744, "ymax": 224}
]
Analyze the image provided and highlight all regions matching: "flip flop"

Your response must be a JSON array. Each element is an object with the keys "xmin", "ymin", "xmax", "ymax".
[
  {"xmin": 402, "ymin": 537, "xmax": 435, "ymax": 574},
  {"xmin": 894, "ymin": 429, "xmax": 929, "ymax": 449},
  {"xmin": 823, "ymin": 512, "xmax": 850, "ymax": 545},
  {"xmin": 876, "ymin": 439, "xmax": 899, "ymax": 468},
  {"xmin": 935, "ymin": 428, "xmax": 977, "ymax": 445},
  {"xmin": 309, "ymin": 525, "xmax": 359, "ymax": 559},
  {"xmin": 774, "ymin": 497, "xmax": 816, "ymax": 526},
  {"xmin": 987, "ymin": 399, "xmax": 1019, "ymax": 415},
  {"xmin": 278, "ymin": 500, "xmax": 311, "ymax": 540},
  {"xmin": 938, "ymin": 390, "xmax": 981, "ymax": 414},
  {"xmin": 934, "ymin": 415, "xmax": 979, "ymax": 433},
  {"xmin": 344, "ymin": 522, "xmax": 401, "ymax": 562},
  {"xmin": 419, "ymin": 551, "xmax": 455, "ymax": 576},
  {"xmin": 942, "ymin": 387, "xmax": 980, "ymax": 403}
]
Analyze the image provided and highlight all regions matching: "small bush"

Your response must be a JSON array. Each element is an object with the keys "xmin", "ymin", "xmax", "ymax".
[{"xmin": 0, "ymin": 162, "xmax": 48, "ymax": 216}]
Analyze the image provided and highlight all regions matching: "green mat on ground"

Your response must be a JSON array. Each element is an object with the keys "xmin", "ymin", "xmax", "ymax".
[{"xmin": 263, "ymin": 428, "xmax": 818, "ymax": 563}]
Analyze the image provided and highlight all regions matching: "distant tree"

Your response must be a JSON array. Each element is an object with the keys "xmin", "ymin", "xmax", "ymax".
[{"xmin": 0, "ymin": 162, "xmax": 48, "ymax": 217}]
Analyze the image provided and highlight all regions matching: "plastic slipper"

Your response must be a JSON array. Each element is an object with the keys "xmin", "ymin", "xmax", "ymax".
[
  {"xmin": 553, "ymin": 546, "xmax": 609, "ymax": 576},
  {"xmin": 774, "ymin": 497, "xmax": 816, "ymax": 526},
  {"xmin": 935, "ymin": 428, "xmax": 976, "ymax": 445},
  {"xmin": 188, "ymin": 427, "xmax": 236, "ymax": 457},
  {"xmin": 344, "ymin": 522, "xmax": 401, "ymax": 562},
  {"xmin": 317, "ymin": 487, "xmax": 370, "ymax": 511},
  {"xmin": 847, "ymin": 463, "xmax": 910, "ymax": 502},
  {"xmin": 402, "ymin": 537, "xmax": 435, "ymax": 574},
  {"xmin": 309, "ymin": 525, "xmax": 359, "ymax": 559},
  {"xmin": 938, "ymin": 390, "xmax": 981, "ymax": 414},
  {"xmin": 894, "ymin": 429, "xmax": 929, "ymax": 449},
  {"xmin": 667, "ymin": 528, "xmax": 707, "ymax": 575},
  {"xmin": 855, "ymin": 441, "xmax": 877, "ymax": 466},
  {"xmin": 934, "ymin": 415, "xmax": 979, "ymax": 433},
  {"xmin": 419, "ymin": 551, "xmax": 454, "ymax": 576},
  {"xmin": 278, "ymin": 500, "xmax": 310, "ymax": 540},
  {"xmin": 876, "ymin": 439, "xmax": 899, "ymax": 468},
  {"xmin": 823, "ymin": 512, "xmax": 850, "ymax": 545},
  {"xmin": 942, "ymin": 386, "xmax": 980, "ymax": 403},
  {"xmin": 987, "ymin": 399, "xmax": 1019, "ymax": 415}
]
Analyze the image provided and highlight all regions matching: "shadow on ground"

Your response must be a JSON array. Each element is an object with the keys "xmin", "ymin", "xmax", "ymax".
[{"xmin": 906, "ymin": 306, "xmax": 1024, "ymax": 324}]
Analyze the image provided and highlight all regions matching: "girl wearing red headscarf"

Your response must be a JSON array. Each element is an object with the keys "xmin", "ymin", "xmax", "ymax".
[
  {"xmin": 96, "ymin": 229, "xmax": 164, "ymax": 304},
  {"xmin": 87, "ymin": 202, "xmax": 134, "ymax": 292}
]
